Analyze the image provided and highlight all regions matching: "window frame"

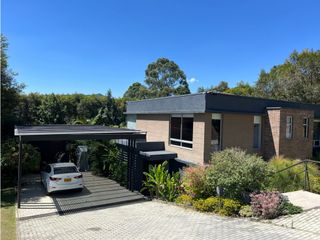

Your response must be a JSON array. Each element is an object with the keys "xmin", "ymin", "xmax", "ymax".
[
  {"xmin": 170, "ymin": 114, "xmax": 194, "ymax": 149},
  {"xmin": 253, "ymin": 115, "xmax": 262, "ymax": 149},
  {"xmin": 286, "ymin": 116, "xmax": 293, "ymax": 139},
  {"xmin": 303, "ymin": 117, "xmax": 309, "ymax": 139}
]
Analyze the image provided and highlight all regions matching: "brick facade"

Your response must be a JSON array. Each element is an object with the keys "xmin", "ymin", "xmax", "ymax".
[
  {"xmin": 263, "ymin": 108, "xmax": 314, "ymax": 160},
  {"xmin": 134, "ymin": 108, "xmax": 314, "ymax": 165}
]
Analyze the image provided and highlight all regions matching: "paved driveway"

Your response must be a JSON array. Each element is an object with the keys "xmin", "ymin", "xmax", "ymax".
[{"xmin": 17, "ymin": 201, "xmax": 320, "ymax": 240}]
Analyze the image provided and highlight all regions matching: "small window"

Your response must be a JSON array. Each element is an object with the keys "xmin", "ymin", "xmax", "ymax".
[
  {"xmin": 170, "ymin": 114, "xmax": 193, "ymax": 149},
  {"xmin": 54, "ymin": 166, "xmax": 78, "ymax": 174},
  {"xmin": 303, "ymin": 117, "xmax": 309, "ymax": 139},
  {"xmin": 253, "ymin": 116, "xmax": 261, "ymax": 149},
  {"xmin": 286, "ymin": 116, "xmax": 293, "ymax": 139}
]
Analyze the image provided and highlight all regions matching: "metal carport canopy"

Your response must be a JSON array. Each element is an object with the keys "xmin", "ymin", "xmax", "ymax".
[{"xmin": 14, "ymin": 125, "xmax": 146, "ymax": 208}]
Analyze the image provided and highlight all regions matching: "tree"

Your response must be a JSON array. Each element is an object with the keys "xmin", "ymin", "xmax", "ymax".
[
  {"xmin": 37, "ymin": 94, "xmax": 67, "ymax": 124},
  {"xmin": 145, "ymin": 58, "xmax": 190, "ymax": 97},
  {"xmin": 123, "ymin": 82, "xmax": 149, "ymax": 100},
  {"xmin": 91, "ymin": 90, "xmax": 123, "ymax": 126},
  {"xmin": 1, "ymin": 35, "xmax": 24, "ymax": 139},
  {"xmin": 255, "ymin": 49, "xmax": 320, "ymax": 104},
  {"xmin": 225, "ymin": 81, "xmax": 255, "ymax": 96},
  {"xmin": 197, "ymin": 81, "xmax": 229, "ymax": 93}
]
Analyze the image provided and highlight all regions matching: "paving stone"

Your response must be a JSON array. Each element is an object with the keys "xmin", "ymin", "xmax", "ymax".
[{"xmin": 17, "ymin": 201, "xmax": 320, "ymax": 240}]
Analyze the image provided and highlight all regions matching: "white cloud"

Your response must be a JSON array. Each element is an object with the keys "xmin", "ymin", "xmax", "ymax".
[{"xmin": 188, "ymin": 77, "xmax": 198, "ymax": 84}]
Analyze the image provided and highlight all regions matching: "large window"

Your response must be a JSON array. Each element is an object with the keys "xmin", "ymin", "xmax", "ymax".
[
  {"xmin": 170, "ymin": 114, "xmax": 193, "ymax": 149},
  {"xmin": 286, "ymin": 116, "xmax": 293, "ymax": 139},
  {"xmin": 303, "ymin": 117, "xmax": 309, "ymax": 139},
  {"xmin": 314, "ymin": 120, "xmax": 320, "ymax": 147},
  {"xmin": 253, "ymin": 116, "xmax": 261, "ymax": 149}
]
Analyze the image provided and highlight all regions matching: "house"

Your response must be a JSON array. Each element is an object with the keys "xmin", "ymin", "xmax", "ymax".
[{"xmin": 125, "ymin": 92, "xmax": 320, "ymax": 165}]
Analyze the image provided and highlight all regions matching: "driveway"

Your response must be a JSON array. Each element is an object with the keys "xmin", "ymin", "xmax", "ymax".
[{"xmin": 17, "ymin": 201, "xmax": 320, "ymax": 240}]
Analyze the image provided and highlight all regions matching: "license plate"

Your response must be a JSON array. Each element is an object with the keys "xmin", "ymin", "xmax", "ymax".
[{"xmin": 64, "ymin": 178, "xmax": 71, "ymax": 182}]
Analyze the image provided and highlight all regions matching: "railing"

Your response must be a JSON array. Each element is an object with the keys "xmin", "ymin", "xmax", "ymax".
[{"xmin": 272, "ymin": 159, "xmax": 320, "ymax": 191}]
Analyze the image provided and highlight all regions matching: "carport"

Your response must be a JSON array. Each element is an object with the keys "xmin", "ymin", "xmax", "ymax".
[{"xmin": 14, "ymin": 125, "xmax": 146, "ymax": 209}]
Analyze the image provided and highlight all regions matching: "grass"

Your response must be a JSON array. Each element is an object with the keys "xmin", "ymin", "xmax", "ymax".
[{"xmin": 1, "ymin": 188, "xmax": 16, "ymax": 240}]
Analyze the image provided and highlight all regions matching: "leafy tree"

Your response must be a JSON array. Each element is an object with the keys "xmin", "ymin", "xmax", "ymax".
[
  {"xmin": 123, "ymin": 82, "xmax": 149, "ymax": 100},
  {"xmin": 197, "ymin": 81, "xmax": 229, "ymax": 93},
  {"xmin": 145, "ymin": 58, "xmax": 190, "ymax": 97},
  {"xmin": 91, "ymin": 90, "xmax": 123, "ymax": 126},
  {"xmin": 1, "ymin": 35, "xmax": 24, "ymax": 138},
  {"xmin": 255, "ymin": 49, "xmax": 320, "ymax": 104},
  {"xmin": 37, "ymin": 94, "xmax": 67, "ymax": 124},
  {"xmin": 225, "ymin": 81, "xmax": 255, "ymax": 96}
]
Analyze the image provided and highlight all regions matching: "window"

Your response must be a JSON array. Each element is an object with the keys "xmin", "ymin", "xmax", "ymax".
[
  {"xmin": 54, "ymin": 166, "xmax": 78, "ymax": 174},
  {"xmin": 211, "ymin": 113, "xmax": 222, "ymax": 151},
  {"xmin": 170, "ymin": 114, "xmax": 193, "ymax": 148},
  {"xmin": 286, "ymin": 116, "xmax": 293, "ymax": 139},
  {"xmin": 253, "ymin": 116, "xmax": 261, "ymax": 149},
  {"xmin": 303, "ymin": 117, "xmax": 309, "ymax": 139},
  {"xmin": 314, "ymin": 120, "xmax": 320, "ymax": 147},
  {"xmin": 126, "ymin": 114, "xmax": 136, "ymax": 129}
]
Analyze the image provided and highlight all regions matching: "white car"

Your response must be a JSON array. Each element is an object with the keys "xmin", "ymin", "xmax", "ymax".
[{"xmin": 41, "ymin": 162, "xmax": 83, "ymax": 193}]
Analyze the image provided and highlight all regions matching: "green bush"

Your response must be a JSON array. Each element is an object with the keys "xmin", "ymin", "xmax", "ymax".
[
  {"xmin": 192, "ymin": 197, "xmax": 241, "ymax": 216},
  {"xmin": 204, "ymin": 197, "xmax": 223, "ymax": 212},
  {"xmin": 267, "ymin": 156, "xmax": 320, "ymax": 193},
  {"xmin": 221, "ymin": 199, "xmax": 242, "ymax": 216},
  {"xmin": 239, "ymin": 205, "xmax": 253, "ymax": 217},
  {"xmin": 310, "ymin": 176, "xmax": 320, "ymax": 194},
  {"xmin": 175, "ymin": 194, "xmax": 193, "ymax": 206},
  {"xmin": 181, "ymin": 166, "xmax": 211, "ymax": 199},
  {"xmin": 206, "ymin": 148, "xmax": 269, "ymax": 201},
  {"xmin": 1, "ymin": 138, "xmax": 41, "ymax": 187},
  {"xmin": 280, "ymin": 201, "xmax": 303, "ymax": 215},
  {"xmin": 142, "ymin": 161, "xmax": 180, "ymax": 202},
  {"xmin": 88, "ymin": 141, "xmax": 127, "ymax": 186},
  {"xmin": 192, "ymin": 199, "xmax": 207, "ymax": 211}
]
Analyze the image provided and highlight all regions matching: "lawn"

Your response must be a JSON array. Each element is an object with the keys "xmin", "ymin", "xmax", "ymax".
[{"xmin": 1, "ymin": 188, "xmax": 16, "ymax": 240}]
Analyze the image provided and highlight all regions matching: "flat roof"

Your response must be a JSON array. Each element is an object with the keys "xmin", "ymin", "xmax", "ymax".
[
  {"xmin": 126, "ymin": 92, "xmax": 320, "ymax": 117},
  {"xmin": 15, "ymin": 125, "xmax": 146, "ymax": 142}
]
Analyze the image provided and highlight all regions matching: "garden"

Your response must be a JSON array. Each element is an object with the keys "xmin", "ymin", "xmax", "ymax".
[{"xmin": 142, "ymin": 148, "xmax": 320, "ymax": 220}]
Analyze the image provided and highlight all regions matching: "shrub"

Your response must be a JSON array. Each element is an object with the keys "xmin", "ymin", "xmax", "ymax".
[
  {"xmin": 1, "ymin": 138, "xmax": 41, "ymax": 187},
  {"xmin": 310, "ymin": 176, "xmax": 320, "ymax": 194},
  {"xmin": 206, "ymin": 148, "xmax": 269, "ymax": 201},
  {"xmin": 192, "ymin": 199, "xmax": 207, "ymax": 211},
  {"xmin": 250, "ymin": 191, "xmax": 285, "ymax": 219},
  {"xmin": 204, "ymin": 197, "xmax": 223, "ymax": 212},
  {"xmin": 192, "ymin": 197, "xmax": 241, "ymax": 216},
  {"xmin": 175, "ymin": 194, "xmax": 193, "ymax": 206},
  {"xmin": 239, "ymin": 205, "xmax": 253, "ymax": 217},
  {"xmin": 280, "ymin": 201, "xmax": 303, "ymax": 215},
  {"xmin": 142, "ymin": 161, "xmax": 180, "ymax": 202},
  {"xmin": 220, "ymin": 199, "xmax": 242, "ymax": 216},
  {"xmin": 89, "ymin": 141, "xmax": 127, "ymax": 186},
  {"xmin": 181, "ymin": 166, "xmax": 211, "ymax": 199},
  {"xmin": 267, "ymin": 156, "xmax": 320, "ymax": 193}
]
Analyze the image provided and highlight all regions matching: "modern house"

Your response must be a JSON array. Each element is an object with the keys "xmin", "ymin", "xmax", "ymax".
[{"xmin": 126, "ymin": 92, "xmax": 320, "ymax": 165}]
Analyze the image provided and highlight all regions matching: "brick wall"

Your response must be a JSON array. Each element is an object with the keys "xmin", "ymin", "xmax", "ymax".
[
  {"xmin": 263, "ymin": 108, "xmax": 314, "ymax": 160},
  {"xmin": 136, "ymin": 113, "xmax": 210, "ymax": 165}
]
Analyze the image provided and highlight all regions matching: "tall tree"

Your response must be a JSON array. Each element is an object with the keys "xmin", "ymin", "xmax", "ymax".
[
  {"xmin": 255, "ymin": 49, "xmax": 320, "ymax": 104},
  {"xmin": 145, "ymin": 58, "xmax": 190, "ymax": 97},
  {"xmin": 225, "ymin": 81, "xmax": 255, "ymax": 96},
  {"xmin": 1, "ymin": 35, "xmax": 24, "ymax": 139},
  {"xmin": 198, "ymin": 81, "xmax": 229, "ymax": 93},
  {"xmin": 37, "ymin": 94, "xmax": 67, "ymax": 124},
  {"xmin": 123, "ymin": 82, "xmax": 149, "ymax": 100}
]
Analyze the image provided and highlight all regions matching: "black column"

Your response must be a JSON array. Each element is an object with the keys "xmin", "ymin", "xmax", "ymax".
[{"xmin": 17, "ymin": 137, "xmax": 22, "ymax": 208}]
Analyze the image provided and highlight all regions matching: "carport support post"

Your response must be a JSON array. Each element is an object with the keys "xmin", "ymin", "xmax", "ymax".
[{"xmin": 17, "ymin": 136, "xmax": 22, "ymax": 208}]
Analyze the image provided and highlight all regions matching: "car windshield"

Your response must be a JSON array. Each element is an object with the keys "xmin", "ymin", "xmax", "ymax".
[{"xmin": 54, "ymin": 166, "xmax": 78, "ymax": 174}]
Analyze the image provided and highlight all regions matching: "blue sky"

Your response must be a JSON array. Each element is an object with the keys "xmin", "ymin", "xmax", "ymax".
[{"xmin": 3, "ymin": 0, "xmax": 320, "ymax": 97}]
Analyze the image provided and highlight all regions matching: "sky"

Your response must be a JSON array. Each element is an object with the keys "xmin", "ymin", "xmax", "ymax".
[{"xmin": 2, "ymin": 0, "xmax": 320, "ymax": 97}]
